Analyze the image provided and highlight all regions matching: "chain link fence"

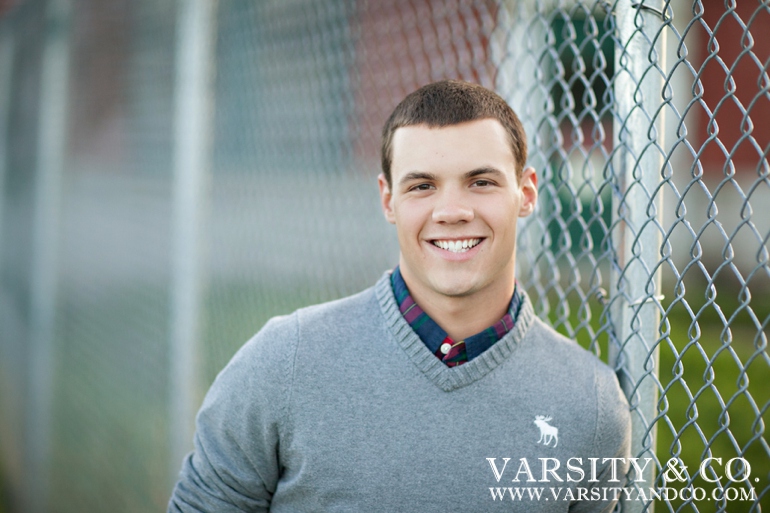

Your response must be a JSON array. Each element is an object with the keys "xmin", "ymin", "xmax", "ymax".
[{"xmin": 0, "ymin": 0, "xmax": 767, "ymax": 511}]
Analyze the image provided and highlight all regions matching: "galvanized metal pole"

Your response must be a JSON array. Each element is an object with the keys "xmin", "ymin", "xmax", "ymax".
[
  {"xmin": 495, "ymin": 0, "xmax": 552, "ymax": 174},
  {"xmin": 169, "ymin": 0, "xmax": 217, "ymax": 486},
  {"xmin": 26, "ymin": 0, "xmax": 72, "ymax": 511},
  {"xmin": 610, "ymin": 1, "xmax": 667, "ymax": 512},
  {"xmin": 0, "ymin": 17, "xmax": 15, "ymax": 264},
  {"xmin": 494, "ymin": 0, "xmax": 553, "ymax": 285}
]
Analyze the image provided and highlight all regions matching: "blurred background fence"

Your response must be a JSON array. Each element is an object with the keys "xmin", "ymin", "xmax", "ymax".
[{"xmin": 0, "ymin": 0, "xmax": 768, "ymax": 511}]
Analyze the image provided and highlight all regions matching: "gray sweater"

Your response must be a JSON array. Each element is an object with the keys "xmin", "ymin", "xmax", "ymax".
[{"xmin": 169, "ymin": 272, "xmax": 631, "ymax": 512}]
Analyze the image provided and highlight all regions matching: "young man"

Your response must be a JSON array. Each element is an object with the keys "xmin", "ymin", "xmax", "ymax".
[{"xmin": 168, "ymin": 80, "xmax": 631, "ymax": 512}]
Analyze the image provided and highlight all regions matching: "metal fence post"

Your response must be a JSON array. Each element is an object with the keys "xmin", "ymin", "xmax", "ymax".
[
  {"xmin": 610, "ymin": 1, "xmax": 667, "ymax": 511},
  {"xmin": 494, "ymin": 0, "xmax": 556, "ymax": 293},
  {"xmin": 169, "ymin": 0, "xmax": 217, "ymax": 485},
  {"xmin": 494, "ymin": 0, "xmax": 551, "ymax": 175},
  {"xmin": 0, "ymin": 16, "xmax": 14, "ymax": 266},
  {"xmin": 26, "ymin": 0, "xmax": 72, "ymax": 511}
]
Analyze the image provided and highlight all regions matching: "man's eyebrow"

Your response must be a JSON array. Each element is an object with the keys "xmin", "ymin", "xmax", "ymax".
[
  {"xmin": 464, "ymin": 167, "xmax": 505, "ymax": 179},
  {"xmin": 398, "ymin": 167, "xmax": 505, "ymax": 187},
  {"xmin": 398, "ymin": 171, "xmax": 437, "ymax": 186}
]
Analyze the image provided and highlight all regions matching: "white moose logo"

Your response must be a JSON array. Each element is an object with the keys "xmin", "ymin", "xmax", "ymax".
[{"xmin": 534, "ymin": 415, "xmax": 559, "ymax": 447}]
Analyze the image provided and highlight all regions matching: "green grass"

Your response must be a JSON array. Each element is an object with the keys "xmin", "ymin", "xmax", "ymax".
[
  {"xmin": 651, "ymin": 293, "xmax": 769, "ymax": 512},
  {"xmin": 45, "ymin": 283, "xmax": 175, "ymax": 513},
  {"xmin": 541, "ymin": 283, "xmax": 769, "ymax": 513},
  {"xmin": 0, "ymin": 470, "xmax": 6, "ymax": 513}
]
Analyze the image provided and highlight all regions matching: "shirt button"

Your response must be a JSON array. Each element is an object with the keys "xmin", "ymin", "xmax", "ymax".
[{"xmin": 440, "ymin": 343, "xmax": 452, "ymax": 354}]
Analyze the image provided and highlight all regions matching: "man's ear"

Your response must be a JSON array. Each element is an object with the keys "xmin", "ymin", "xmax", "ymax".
[
  {"xmin": 518, "ymin": 167, "xmax": 538, "ymax": 218},
  {"xmin": 378, "ymin": 173, "xmax": 396, "ymax": 224}
]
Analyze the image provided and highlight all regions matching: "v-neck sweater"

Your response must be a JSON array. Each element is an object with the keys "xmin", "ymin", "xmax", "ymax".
[
  {"xmin": 381, "ymin": 269, "xmax": 535, "ymax": 389},
  {"xmin": 169, "ymin": 272, "xmax": 632, "ymax": 513}
]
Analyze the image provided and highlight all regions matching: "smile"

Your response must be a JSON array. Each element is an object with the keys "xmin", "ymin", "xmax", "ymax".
[{"xmin": 431, "ymin": 238, "xmax": 482, "ymax": 253}]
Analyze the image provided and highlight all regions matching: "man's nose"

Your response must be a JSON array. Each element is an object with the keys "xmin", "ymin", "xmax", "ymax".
[{"xmin": 431, "ymin": 189, "xmax": 474, "ymax": 224}]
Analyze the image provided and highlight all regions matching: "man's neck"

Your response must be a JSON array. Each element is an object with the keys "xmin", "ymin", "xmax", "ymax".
[{"xmin": 400, "ymin": 269, "xmax": 515, "ymax": 341}]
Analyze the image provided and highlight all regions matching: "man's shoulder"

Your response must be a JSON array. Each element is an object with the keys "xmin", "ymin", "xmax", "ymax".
[
  {"xmin": 293, "ymin": 279, "xmax": 380, "ymax": 327},
  {"xmin": 523, "ymin": 315, "xmax": 623, "ymax": 390},
  {"xmin": 528, "ymin": 315, "xmax": 605, "ymax": 361}
]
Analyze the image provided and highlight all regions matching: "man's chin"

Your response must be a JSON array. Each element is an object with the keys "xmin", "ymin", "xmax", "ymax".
[{"xmin": 429, "ymin": 278, "xmax": 480, "ymax": 299}]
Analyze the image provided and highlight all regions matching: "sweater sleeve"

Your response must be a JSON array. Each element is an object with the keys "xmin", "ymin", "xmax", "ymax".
[
  {"xmin": 570, "ymin": 364, "xmax": 632, "ymax": 513},
  {"xmin": 167, "ymin": 314, "xmax": 298, "ymax": 513}
]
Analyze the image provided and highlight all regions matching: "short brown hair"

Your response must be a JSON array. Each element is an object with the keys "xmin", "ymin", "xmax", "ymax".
[{"xmin": 381, "ymin": 80, "xmax": 528, "ymax": 187}]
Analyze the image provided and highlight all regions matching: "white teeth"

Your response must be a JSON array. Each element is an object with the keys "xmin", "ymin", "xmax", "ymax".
[{"xmin": 432, "ymin": 238, "xmax": 481, "ymax": 253}]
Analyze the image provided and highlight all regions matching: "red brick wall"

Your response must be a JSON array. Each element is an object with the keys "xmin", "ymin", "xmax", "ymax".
[
  {"xmin": 351, "ymin": 0, "xmax": 498, "ymax": 167},
  {"xmin": 697, "ymin": 2, "xmax": 770, "ymax": 174}
]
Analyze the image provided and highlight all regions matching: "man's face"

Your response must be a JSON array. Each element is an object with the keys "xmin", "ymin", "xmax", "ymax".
[{"xmin": 379, "ymin": 118, "xmax": 537, "ymax": 304}]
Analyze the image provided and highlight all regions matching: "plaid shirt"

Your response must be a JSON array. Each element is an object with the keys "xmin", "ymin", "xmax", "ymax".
[{"xmin": 390, "ymin": 266, "xmax": 522, "ymax": 367}]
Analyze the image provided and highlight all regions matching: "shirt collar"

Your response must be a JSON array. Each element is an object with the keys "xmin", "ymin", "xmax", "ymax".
[{"xmin": 390, "ymin": 266, "xmax": 522, "ymax": 360}]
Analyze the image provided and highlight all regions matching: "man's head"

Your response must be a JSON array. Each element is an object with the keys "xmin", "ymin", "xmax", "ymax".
[
  {"xmin": 381, "ymin": 80, "xmax": 528, "ymax": 189},
  {"xmin": 378, "ymin": 81, "xmax": 537, "ymax": 314}
]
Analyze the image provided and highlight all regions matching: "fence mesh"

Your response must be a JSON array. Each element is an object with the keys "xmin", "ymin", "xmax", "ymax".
[{"xmin": 0, "ymin": 0, "xmax": 767, "ymax": 512}]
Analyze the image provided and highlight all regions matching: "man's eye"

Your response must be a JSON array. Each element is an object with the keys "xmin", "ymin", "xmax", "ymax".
[
  {"xmin": 409, "ymin": 183, "xmax": 433, "ymax": 191},
  {"xmin": 472, "ymin": 179, "xmax": 493, "ymax": 187}
]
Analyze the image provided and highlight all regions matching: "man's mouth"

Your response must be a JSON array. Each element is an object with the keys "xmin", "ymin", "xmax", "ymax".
[{"xmin": 430, "ymin": 238, "xmax": 482, "ymax": 253}]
